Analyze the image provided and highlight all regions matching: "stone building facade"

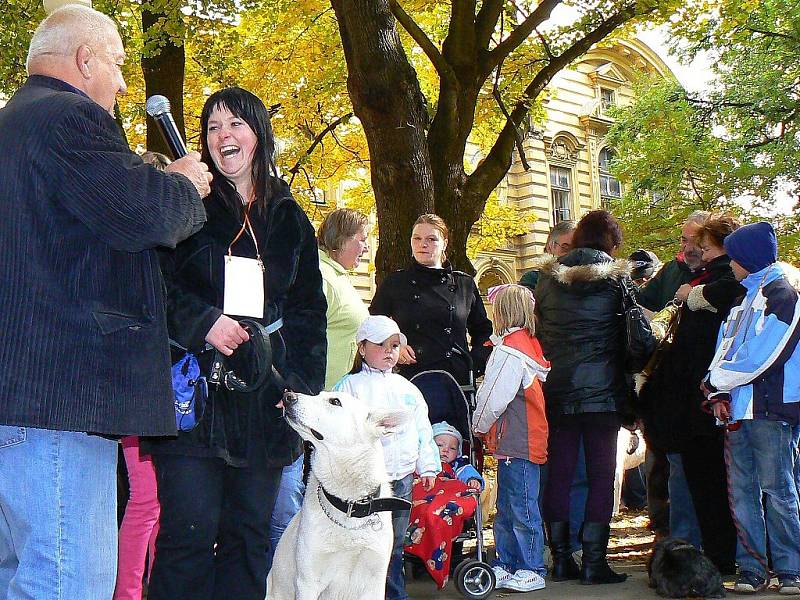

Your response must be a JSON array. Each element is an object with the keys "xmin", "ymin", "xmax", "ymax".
[{"xmin": 472, "ymin": 38, "xmax": 673, "ymax": 295}]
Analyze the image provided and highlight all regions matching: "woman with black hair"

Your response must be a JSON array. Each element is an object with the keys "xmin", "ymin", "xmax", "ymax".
[{"xmin": 146, "ymin": 88, "xmax": 327, "ymax": 600}]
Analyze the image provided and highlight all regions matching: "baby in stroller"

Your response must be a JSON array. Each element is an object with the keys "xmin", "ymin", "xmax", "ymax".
[{"xmin": 404, "ymin": 422, "xmax": 484, "ymax": 589}]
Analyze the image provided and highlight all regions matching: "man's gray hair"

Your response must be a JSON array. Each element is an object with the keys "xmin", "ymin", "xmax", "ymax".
[
  {"xmin": 685, "ymin": 210, "xmax": 710, "ymax": 226},
  {"xmin": 545, "ymin": 219, "xmax": 576, "ymax": 249},
  {"xmin": 26, "ymin": 4, "xmax": 118, "ymax": 73}
]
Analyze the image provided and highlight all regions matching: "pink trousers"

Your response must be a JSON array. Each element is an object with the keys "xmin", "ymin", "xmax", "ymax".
[{"xmin": 113, "ymin": 436, "xmax": 160, "ymax": 600}]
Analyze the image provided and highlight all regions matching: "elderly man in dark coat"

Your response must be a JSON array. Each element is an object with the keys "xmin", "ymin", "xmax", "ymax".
[{"xmin": 0, "ymin": 5, "xmax": 209, "ymax": 598}]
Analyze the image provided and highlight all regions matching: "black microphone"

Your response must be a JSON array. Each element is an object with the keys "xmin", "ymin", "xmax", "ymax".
[{"xmin": 145, "ymin": 95, "xmax": 187, "ymax": 159}]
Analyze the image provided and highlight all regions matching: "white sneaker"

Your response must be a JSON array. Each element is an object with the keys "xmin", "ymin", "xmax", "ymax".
[
  {"xmin": 492, "ymin": 565, "xmax": 514, "ymax": 588},
  {"xmin": 504, "ymin": 569, "xmax": 546, "ymax": 592}
]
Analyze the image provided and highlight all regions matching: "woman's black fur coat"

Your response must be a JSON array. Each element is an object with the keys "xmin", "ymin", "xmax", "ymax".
[
  {"xmin": 533, "ymin": 248, "xmax": 631, "ymax": 420},
  {"xmin": 145, "ymin": 178, "xmax": 327, "ymax": 467}
]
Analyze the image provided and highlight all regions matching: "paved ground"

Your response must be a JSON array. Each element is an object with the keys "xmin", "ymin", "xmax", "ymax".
[
  {"xmin": 406, "ymin": 513, "xmax": 663, "ymax": 599},
  {"xmin": 408, "ymin": 565, "xmax": 659, "ymax": 599},
  {"xmin": 409, "ymin": 568, "xmax": 797, "ymax": 599}
]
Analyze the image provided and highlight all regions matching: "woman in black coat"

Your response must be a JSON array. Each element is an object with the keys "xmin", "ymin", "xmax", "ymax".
[
  {"xmin": 534, "ymin": 210, "xmax": 630, "ymax": 585},
  {"xmin": 640, "ymin": 215, "xmax": 743, "ymax": 574},
  {"xmin": 370, "ymin": 214, "xmax": 492, "ymax": 436},
  {"xmin": 146, "ymin": 88, "xmax": 327, "ymax": 600}
]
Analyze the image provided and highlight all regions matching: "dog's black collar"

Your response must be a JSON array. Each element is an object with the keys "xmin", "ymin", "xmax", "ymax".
[{"xmin": 320, "ymin": 485, "xmax": 411, "ymax": 518}]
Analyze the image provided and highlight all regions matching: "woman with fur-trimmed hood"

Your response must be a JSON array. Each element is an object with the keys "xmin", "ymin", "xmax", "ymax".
[{"xmin": 533, "ymin": 210, "xmax": 631, "ymax": 585}]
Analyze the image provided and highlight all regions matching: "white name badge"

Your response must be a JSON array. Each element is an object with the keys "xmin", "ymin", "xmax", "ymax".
[{"xmin": 223, "ymin": 255, "xmax": 265, "ymax": 318}]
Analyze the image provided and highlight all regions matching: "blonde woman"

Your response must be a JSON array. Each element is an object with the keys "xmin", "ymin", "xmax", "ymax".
[
  {"xmin": 473, "ymin": 284, "xmax": 550, "ymax": 593},
  {"xmin": 317, "ymin": 208, "xmax": 371, "ymax": 389}
]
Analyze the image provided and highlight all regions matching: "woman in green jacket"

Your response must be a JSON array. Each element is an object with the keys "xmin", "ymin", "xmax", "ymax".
[{"xmin": 317, "ymin": 208, "xmax": 371, "ymax": 389}]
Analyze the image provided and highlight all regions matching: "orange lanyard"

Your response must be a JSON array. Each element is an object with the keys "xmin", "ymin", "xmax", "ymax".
[{"xmin": 227, "ymin": 201, "xmax": 263, "ymax": 268}]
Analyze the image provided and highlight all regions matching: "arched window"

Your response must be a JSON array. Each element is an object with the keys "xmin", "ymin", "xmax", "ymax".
[{"xmin": 599, "ymin": 147, "xmax": 621, "ymax": 207}]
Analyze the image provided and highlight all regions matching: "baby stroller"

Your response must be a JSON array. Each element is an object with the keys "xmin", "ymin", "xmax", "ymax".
[{"xmin": 407, "ymin": 368, "xmax": 495, "ymax": 599}]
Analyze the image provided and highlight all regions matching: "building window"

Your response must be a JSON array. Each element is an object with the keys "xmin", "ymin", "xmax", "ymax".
[
  {"xmin": 599, "ymin": 148, "xmax": 621, "ymax": 206},
  {"xmin": 600, "ymin": 88, "xmax": 615, "ymax": 112},
  {"xmin": 550, "ymin": 166, "xmax": 572, "ymax": 223}
]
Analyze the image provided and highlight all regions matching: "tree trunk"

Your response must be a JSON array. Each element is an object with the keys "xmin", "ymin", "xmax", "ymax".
[
  {"xmin": 428, "ymin": 82, "xmax": 484, "ymax": 274},
  {"xmin": 335, "ymin": 0, "xmax": 654, "ymax": 279},
  {"xmin": 141, "ymin": 6, "xmax": 186, "ymax": 157},
  {"xmin": 331, "ymin": 0, "xmax": 434, "ymax": 283}
]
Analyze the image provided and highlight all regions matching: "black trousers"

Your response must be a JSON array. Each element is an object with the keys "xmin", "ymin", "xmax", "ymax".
[
  {"xmin": 644, "ymin": 445, "xmax": 670, "ymax": 536},
  {"xmin": 680, "ymin": 433, "xmax": 737, "ymax": 573},
  {"xmin": 148, "ymin": 452, "xmax": 282, "ymax": 600},
  {"xmin": 542, "ymin": 413, "xmax": 620, "ymax": 524}
]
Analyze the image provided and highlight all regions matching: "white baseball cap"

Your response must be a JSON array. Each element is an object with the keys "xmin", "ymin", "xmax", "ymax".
[{"xmin": 356, "ymin": 315, "xmax": 408, "ymax": 346}]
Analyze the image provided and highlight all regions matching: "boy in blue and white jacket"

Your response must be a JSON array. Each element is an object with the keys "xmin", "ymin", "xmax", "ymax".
[{"xmin": 701, "ymin": 222, "xmax": 800, "ymax": 595}]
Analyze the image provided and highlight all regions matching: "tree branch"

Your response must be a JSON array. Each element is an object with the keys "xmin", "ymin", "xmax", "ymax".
[
  {"xmin": 743, "ymin": 26, "xmax": 798, "ymax": 41},
  {"xmin": 485, "ymin": 0, "xmax": 560, "ymax": 71},
  {"xmin": 389, "ymin": 0, "xmax": 458, "ymax": 88},
  {"xmin": 469, "ymin": 2, "xmax": 653, "ymax": 199},
  {"xmin": 331, "ymin": 129, "xmax": 366, "ymax": 161},
  {"xmin": 475, "ymin": 0, "xmax": 503, "ymax": 49},
  {"xmin": 684, "ymin": 169, "xmax": 705, "ymax": 203},
  {"xmin": 288, "ymin": 113, "xmax": 353, "ymax": 185},
  {"xmin": 491, "ymin": 53, "xmax": 529, "ymax": 171},
  {"xmin": 492, "ymin": 87, "xmax": 530, "ymax": 170},
  {"xmin": 536, "ymin": 28, "xmax": 555, "ymax": 60},
  {"xmin": 744, "ymin": 115, "xmax": 795, "ymax": 149}
]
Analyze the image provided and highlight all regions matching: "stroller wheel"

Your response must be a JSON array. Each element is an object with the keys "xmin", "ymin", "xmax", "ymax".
[
  {"xmin": 451, "ymin": 557, "xmax": 469, "ymax": 585},
  {"xmin": 455, "ymin": 559, "xmax": 495, "ymax": 599}
]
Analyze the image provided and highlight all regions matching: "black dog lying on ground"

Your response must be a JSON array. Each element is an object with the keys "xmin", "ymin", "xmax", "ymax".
[{"xmin": 648, "ymin": 537, "xmax": 726, "ymax": 598}]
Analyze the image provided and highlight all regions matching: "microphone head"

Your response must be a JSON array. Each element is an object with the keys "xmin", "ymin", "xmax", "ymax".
[{"xmin": 146, "ymin": 95, "xmax": 171, "ymax": 117}]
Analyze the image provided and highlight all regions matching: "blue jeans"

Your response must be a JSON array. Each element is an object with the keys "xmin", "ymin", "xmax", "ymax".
[
  {"xmin": 266, "ymin": 455, "xmax": 305, "ymax": 573},
  {"xmin": 793, "ymin": 425, "xmax": 800, "ymax": 496},
  {"xmin": 728, "ymin": 420, "xmax": 800, "ymax": 578},
  {"xmin": 494, "ymin": 458, "xmax": 546, "ymax": 576},
  {"xmin": 387, "ymin": 474, "xmax": 413, "ymax": 600},
  {"xmin": 0, "ymin": 426, "xmax": 118, "ymax": 600},
  {"xmin": 622, "ymin": 463, "xmax": 648, "ymax": 510},
  {"xmin": 667, "ymin": 452, "xmax": 702, "ymax": 548}
]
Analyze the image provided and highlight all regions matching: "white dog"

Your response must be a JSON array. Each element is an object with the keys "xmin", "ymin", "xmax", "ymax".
[
  {"xmin": 266, "ymin": 391, "xmax": 410, "ymax": 600},
  {"xmin": 613, "ymin": 427, "xmax": 646, "ymax": 515}
]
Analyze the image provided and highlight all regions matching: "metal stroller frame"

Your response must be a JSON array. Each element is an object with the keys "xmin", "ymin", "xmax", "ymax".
[{"xmin": 409, "ymin": 369, "xmax": 496, "ymax": 599}]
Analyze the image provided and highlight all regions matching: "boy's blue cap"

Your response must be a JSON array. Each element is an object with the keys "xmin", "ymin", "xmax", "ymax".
[
  {"xmin": 432, "ymin": 421, "xmax": 462, "ymax": 453},
  {"xmin": 724, "ymin": 221, "xmax": 777, "ymax": 274}
]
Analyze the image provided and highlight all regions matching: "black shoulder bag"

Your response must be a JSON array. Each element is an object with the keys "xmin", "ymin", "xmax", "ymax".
[{"xmin": 620, "ymin": 278, "xmax": 657, "ymax": 373}]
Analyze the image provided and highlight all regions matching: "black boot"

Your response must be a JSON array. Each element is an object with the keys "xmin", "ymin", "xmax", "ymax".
[
  {"xmin": 580, "ymin": 522, "xmax": 627, "ymax": 584},
  {"xmin": 547, "ymin": 521, "xmax": 580, "ymax": 581}
]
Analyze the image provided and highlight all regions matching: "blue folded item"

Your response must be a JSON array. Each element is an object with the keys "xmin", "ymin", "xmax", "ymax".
[{"xmin": 172, "ymin": 353, "xmax": 208, "ymax": 431}]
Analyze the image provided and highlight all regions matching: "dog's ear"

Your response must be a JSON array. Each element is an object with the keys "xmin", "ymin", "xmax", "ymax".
[{"xmin": 366, "ymin": 408, "xmax": 410, "ymax": 437}]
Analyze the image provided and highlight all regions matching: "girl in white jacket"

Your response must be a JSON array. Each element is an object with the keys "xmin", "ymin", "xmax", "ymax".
[{"xmin": 334, "ymin": 315, "xmax": 440, "ymax": 600}]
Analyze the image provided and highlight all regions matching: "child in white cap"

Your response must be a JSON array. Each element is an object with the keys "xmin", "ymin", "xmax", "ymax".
[{"xmin": 334, "ymin": 315, "xmax": 440, "ymax": 600}]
